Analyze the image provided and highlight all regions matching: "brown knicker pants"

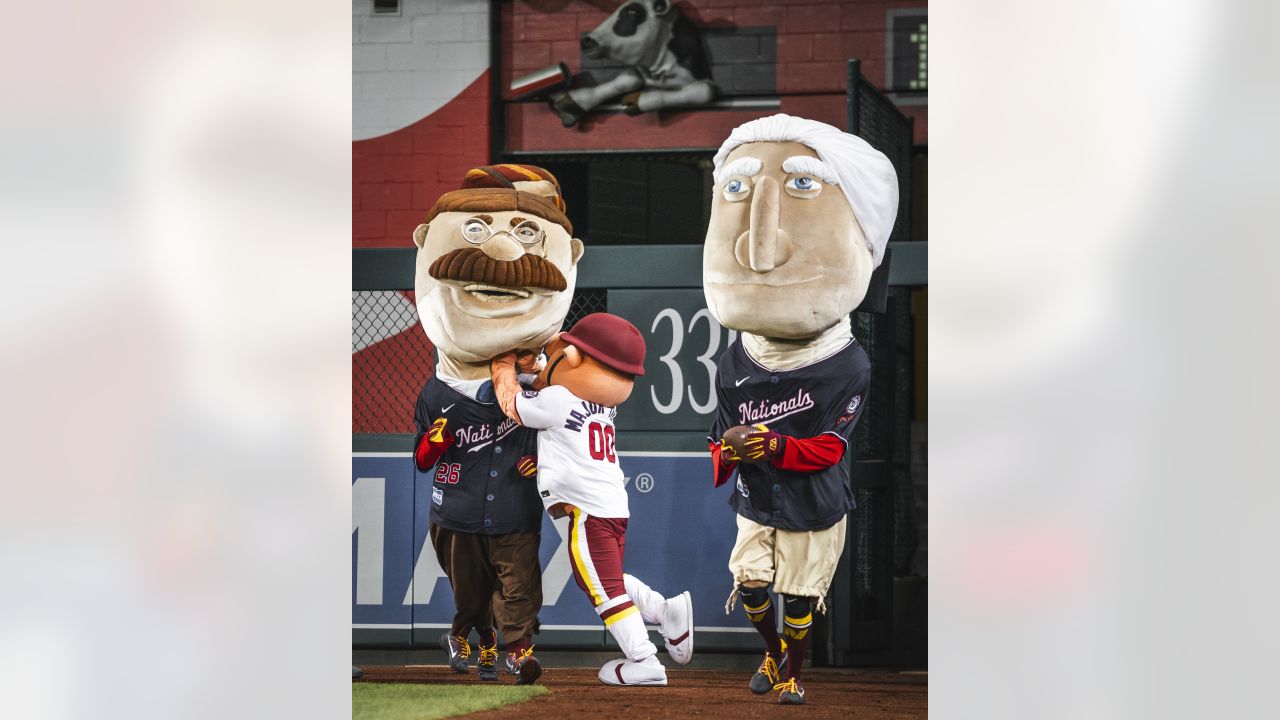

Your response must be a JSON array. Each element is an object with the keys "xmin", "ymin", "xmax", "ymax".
[{"xmin": 429, "ymin": 524, "xmax": 542, "ymax": 646}]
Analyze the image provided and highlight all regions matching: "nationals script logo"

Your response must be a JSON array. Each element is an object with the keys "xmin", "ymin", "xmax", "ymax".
[
  {"xmin": 455, "ymin": 417, "xmax": 521, "ymax": 453},
  {"xmin": 738, "ymin": 388, "xmax": 815, "ymax": 425}
]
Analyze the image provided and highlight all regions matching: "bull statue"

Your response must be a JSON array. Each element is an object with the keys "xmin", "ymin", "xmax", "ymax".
[{"xmin": 548, "ymin": 0, "xmax": 715, "ymax": 127}]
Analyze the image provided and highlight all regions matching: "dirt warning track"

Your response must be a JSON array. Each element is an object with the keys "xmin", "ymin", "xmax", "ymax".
[{"xmin": 357, "ymin": 665, "xmax": 927, "ymax": 719}]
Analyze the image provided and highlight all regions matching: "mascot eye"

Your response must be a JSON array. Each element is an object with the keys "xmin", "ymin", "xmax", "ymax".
[
  {"xmin": 511, "ymin": 222, "xmax": 544, "ymax": 245},
  {"xmin": 723, "ymin": 179, "xmax": 750, "ymax": 202},
  {"xmin": 462, "ymin": 218, "xmax": 491, "ymax": 243},
  {"xmin": 784, "ymin": 176, "xmax": 822, "ymax": 197}
]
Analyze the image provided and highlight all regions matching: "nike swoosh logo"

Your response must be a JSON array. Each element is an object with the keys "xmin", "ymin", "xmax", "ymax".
[
  {"xmin": 442, "ymin": 404, "xmax": 455, "ymax": 412},
  {"xmin": 735, "ymin": 377, "xmax": 750, "ymax": 387}
]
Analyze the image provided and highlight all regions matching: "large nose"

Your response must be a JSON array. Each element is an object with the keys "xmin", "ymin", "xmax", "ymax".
[
  {"xmin": 580, "ymin": 35, "xmax": 599, "ymax": 52},
  {"xmin": 479, "ymin": 231, "xmax": 524, "ymax": 262},
  {"xmin": 746, "ymin": 175, "xmax": 781, "ymax": 272}
]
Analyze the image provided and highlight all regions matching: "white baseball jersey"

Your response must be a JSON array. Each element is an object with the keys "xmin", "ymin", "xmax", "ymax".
[{"xmin": 514, "ymin": 385, "xmax": 629, "ymax": 519}]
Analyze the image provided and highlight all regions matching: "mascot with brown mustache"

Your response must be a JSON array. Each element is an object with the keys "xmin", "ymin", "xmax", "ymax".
[{"xmin": 410, "ymin": 165, "xmax": 584, "ymax": 686}]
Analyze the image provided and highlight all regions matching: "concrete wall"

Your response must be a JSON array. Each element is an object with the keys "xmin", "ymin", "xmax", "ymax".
[{"xmin": 353, "ymin": 0, "xmax": 490, "ymax": 141}]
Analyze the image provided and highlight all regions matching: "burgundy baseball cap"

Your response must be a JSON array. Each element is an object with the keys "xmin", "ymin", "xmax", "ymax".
[{"xmin": 561, "ymin": 313, "xmax": 646, "ymax": 376}]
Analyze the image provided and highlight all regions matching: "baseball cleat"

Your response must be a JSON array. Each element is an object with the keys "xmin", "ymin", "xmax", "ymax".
[
  {"xmin": 749, "ymin": 641, "xmax": 787, "ymax": 695},
  {"xmin": 661, "ymin": 591, "xmax": 694, "ymax": 665},
  {"xmin": 440, "ymin": 632, "xmax": 471, "ymax": 674},
  {"xmin": 511, "ymin": 646, "xmax": 542, "ymax": 685},
  {"xmin": 477, "ymin": 644, "xmax": 499, "ymax": 681},
  {"xmin": 774, "ymin": 677, "xmax": 806, "ymax": 705},
  {"xmin": 598, "ymin": 655, "xmax": 668, "ymax": 686}
]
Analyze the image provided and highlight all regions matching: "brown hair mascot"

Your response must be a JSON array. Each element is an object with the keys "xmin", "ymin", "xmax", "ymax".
[
  {"xmin": 491, "ymin": 314, "xmax": 695, "ymax": 686},
  {"xmin": 703, "ymin": 114, "xmax": 898, "ymax": 705},
  {"xmin": 410, "ymin": 164, "xmax": 583, "ymax": 685}
]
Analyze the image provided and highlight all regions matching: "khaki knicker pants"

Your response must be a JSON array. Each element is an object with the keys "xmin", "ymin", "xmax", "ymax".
[{"xmin": 728, "ymin": 514, "xmax": 847, "ymax": 602}]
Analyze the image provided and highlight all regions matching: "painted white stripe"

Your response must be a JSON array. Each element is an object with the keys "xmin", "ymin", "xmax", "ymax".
[{"xmin": 354, "ymin": 623, "xmax": 757, "ymax": 633}]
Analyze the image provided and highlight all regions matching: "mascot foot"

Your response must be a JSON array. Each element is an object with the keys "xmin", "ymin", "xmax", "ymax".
[{"xmin": 598, "ymin": 656, "xmax": 668, "ymax": 686}]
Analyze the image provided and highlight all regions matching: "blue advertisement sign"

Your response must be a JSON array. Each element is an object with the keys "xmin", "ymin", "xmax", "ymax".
[{"xmin": 352, "ymin": 452, "xmax": 755, "ymax": 644}]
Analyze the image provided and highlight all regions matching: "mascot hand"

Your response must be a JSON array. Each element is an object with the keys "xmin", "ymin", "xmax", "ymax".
[
  {"xmin": 428, "ymin": 417, "xmax": 454, "ymax": 445},
  {"xmin": 491, "ymin": 353, "xmax": 523, "ymax": 421},
  {"xmin": 516, "ymin": 455, "xmax": 538, "ymax": 479},
  {"xmin": 515, "ymin": 350, "xmax": 544, "ymax": 375},
  {"xmin": 719, "ymin": 437, "xmax": 743, "ymax": 464},
  {"xmin": 515, "ymin": 350, "xmax": 548, "ymax": 390},
  {"xmin": 742, "ymin": 424, "xmax": 787, "ymax": 462}
]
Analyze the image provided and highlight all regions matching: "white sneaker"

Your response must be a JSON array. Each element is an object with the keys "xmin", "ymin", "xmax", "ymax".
[
  {"xmin": 598, "ymin": 655, "xmax": 668, "ymax": 686},
  {"xmin": 661, "ymin": 590, "xmax": 694, "ymax": 665}
]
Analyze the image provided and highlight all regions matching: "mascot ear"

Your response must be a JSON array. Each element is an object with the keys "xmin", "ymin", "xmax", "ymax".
[
  {"xmin": 562, "ymin": 344, "xmax": 585, "ymax": 368},
  {"xmin": 652, "ymin": 0, "xmax": 672, "ymax": 16},
  {"xmin": 412, "ymin": 223, "xmax": 429, "ymax": 249},
  {"xmin": 570, "ymin": 238, "xmax": 585, "ymax": 265}
]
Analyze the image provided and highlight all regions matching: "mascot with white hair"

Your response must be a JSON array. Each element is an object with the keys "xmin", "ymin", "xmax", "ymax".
[{"xmin": 703, "ymin": 114, "xmax": 898, "ymax": 705}]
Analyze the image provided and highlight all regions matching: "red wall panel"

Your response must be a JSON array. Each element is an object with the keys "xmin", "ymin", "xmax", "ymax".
[
  {"xmin": 500, "ymin": 1, "xmax": 928, "ymax": 151},
  {"xmin": 352, "ymin": 71, "xmax": 492, "ymax": 250}
]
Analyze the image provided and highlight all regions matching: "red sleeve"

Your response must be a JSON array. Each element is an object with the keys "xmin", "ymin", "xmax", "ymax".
[
  {"xmin": 709, "ymin": 440, "xmax": 738, "ymax": 488},
  {"xmin": 770, "ymin": 433, "xmax": 846, "ymax": 473},
  {"xmin": 415, "ymin": 433, "xmax": 453, "ymax": 472}
]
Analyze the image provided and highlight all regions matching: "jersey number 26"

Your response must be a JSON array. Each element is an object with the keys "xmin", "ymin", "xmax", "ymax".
[
  {"xmin": 434, "ymin": 462, "xmax": 461, "ymax": 484},
  {"xmin": 588, "ymin": 422, "xmax": 617, "ymax": 463}
]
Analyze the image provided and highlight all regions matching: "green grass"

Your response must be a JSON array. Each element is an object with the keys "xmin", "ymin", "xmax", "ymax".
[{"xmin": 353, "ymin": 682, "xmax": 548, "ymax": 720}]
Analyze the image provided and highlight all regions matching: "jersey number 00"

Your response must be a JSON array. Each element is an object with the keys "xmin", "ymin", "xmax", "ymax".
[{"xmin": 587, "ymin": 422, "xmax": 617, "ymax": 463}]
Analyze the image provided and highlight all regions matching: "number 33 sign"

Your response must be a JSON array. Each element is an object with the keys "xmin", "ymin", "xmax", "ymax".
[{"xmin": 608, "ymin": 290, "xmax": 737, "ymax": 432}]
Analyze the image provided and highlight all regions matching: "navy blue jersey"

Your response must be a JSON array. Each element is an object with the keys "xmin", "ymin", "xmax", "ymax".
[
  {"xmin": 709, "ymin": 338, "xmax": 871, "ymax": 531},
  {"xmin": 414, "ymin": 377, "xmax": 542, "ymax": 535}
]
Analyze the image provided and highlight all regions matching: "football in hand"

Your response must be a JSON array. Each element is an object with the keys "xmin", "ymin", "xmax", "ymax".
[{"xmin": 722, "ymin": 425, "xmax": 759, "ymax": 463}]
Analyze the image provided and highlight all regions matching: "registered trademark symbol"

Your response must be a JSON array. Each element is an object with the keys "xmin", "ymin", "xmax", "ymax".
[{"xmin": 634, "ymin": 473, "xmax": 655, "ymax": 493}]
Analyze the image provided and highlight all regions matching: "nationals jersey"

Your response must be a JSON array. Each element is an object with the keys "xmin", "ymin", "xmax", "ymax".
[
  {"xmin": 514, "ymin": 385, "xmax": 629, "ymax": 519},
  {"xmin": 709, "ymin": 337, "xmax": 870, "ymax": 531},
  {"xmin": 413, "ymin": 377, "xmax": 542, "ymax": 535}
]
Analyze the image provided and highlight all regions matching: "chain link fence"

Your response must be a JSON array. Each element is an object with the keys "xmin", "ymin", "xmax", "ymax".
[
  {"xmin": 849, "ymin": 59, "xmax": 914, "ymax": 246},
  {"xmin": 352, "ymin": 290, "xmax": 434, "ymax": 434},
  {"xmin": 352, "ymin": 288, "xmax": 608, "ymax": 434}
]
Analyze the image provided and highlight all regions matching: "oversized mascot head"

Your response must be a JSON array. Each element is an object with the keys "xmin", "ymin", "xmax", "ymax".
[
  {"xmin": 703, "ymin": 114, "xmax": 898, "ymax": 339},
  {"xmin": 413, "ymin": 165, "xmax": 584, "ymax": 364}
]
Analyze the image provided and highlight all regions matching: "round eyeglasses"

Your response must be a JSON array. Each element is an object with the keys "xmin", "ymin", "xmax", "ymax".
[{"xmin": 460, "ymin": 216, "xmax": 545, "ymax": 247}]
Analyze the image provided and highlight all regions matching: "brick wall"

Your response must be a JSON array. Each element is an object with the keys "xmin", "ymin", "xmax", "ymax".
[
  {"xmin": 501, "ymin": 0, "xmax": 927, "ymax": 151},
  {"xmin": 353, "ymin": 72, "xmax": 491, "ymax": 249}
]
